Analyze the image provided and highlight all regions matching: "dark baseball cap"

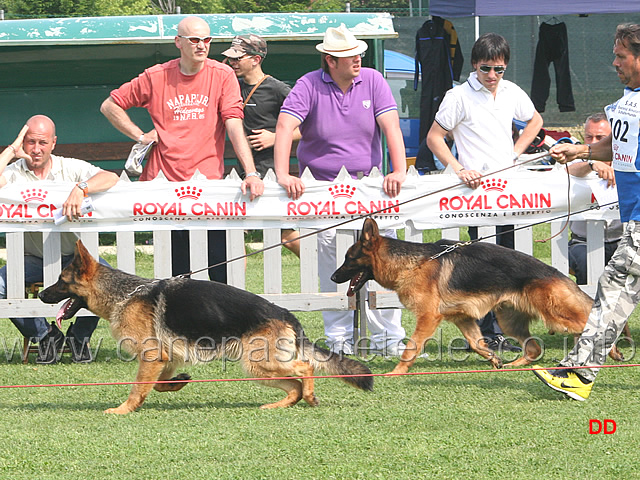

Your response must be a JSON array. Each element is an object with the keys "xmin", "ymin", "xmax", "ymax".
[{"xmin": 222, "ymin": 34, "xmax": 267, "ymax": 58}]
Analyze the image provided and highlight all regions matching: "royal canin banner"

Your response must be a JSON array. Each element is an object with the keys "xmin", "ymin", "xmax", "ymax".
[{"xmin": 0, "ymin": 166, "xmax": 619, "ymax": 233}]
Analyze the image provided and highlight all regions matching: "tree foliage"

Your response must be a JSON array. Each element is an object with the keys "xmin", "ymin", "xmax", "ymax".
[
  {"xmin": 347, "ymin": 0, "xmax": 410, "ymax": 12},
  {"xmin": 308, "ymin": 0, "xmax": 344, "ymax": 12},
  {"xmin": 174, "ymin": 0, "xmax": 224, "ymax": 14},
  {"xmin": 96, "ymin": 0, "xmax": 152, "ymax": 16},
  {"xmin": 7, "ymin": 0, "xmax": 97, "ymax": 17},
  {"xmin": 0, "ymin": 0, "xmax": 408, "ymax": 18},
  {"xmin": 220, "ymin": 0, "xmax": 309, "ymax": 13},
  {"xmin": 2, "ymin": 0, "xmax": 151, "ymax": 17}
]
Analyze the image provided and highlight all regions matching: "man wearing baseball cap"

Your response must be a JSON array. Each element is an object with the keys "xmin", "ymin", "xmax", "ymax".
[
  {"xmin": 273, "ymin": 24, "xmax": 407, "ymax": 356},
  {"xmin": 222, "ymin": 34, "xmax": 268, "ymax": 59},
  {"xmin": 223, "ymin": 34, "xmax": 301, "ymax": 256}
]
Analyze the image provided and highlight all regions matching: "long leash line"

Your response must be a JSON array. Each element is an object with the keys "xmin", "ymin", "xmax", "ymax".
[
  {"xmin": 536, "ymin": 164, "xmax": 572, "ymax": 243},
  {"xmin": 186, "ymin": 151, "xmax": 558, "ymax": 277},
  {"xmin": 437, "ymin": 165, "xmax": 575, "ymax": 253},
  {"xmin": 428, "ymin": 199, "xmax": 618, "ymax": 261},
  {"xmin": 2, "ymin": 363, "xmax": 638, "ymax": 390}
]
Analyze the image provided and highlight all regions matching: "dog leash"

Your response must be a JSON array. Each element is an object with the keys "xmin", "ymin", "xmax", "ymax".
[
  {"xmin": 452, "ymin": 165, "xmax": 573, "ymax": 250},
  {"xmin": 184, "ymin": 151, "xmax": 587, "ymax": 277},
  {"xmin": 536, "ymin": 164, "xmax": 572, "ymax": 243},
  {"xmin": 427, "ymin": 200, "xmax": 619, "ymax": 261},
  {"xmin": 428, "ymin": 241, "xmax": 473, "ymax": 261}
]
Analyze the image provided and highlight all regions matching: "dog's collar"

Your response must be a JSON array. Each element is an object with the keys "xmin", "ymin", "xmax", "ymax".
[{"xmin": 127, "ymin": 279, "xmax": 161, "ymax": 297}]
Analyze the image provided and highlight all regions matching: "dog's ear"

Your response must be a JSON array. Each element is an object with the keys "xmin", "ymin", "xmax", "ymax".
[
  {"xmin": 361, "ymin": 217, "xmax": 379, "ymax": 246},
  {"xmin": 73, "ymin": 240, "xmax": 94, "ymax": 270}
]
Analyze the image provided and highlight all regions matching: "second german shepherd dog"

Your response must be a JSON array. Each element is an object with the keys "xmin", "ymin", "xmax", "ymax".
[
  {"xmin": 332, "ymin": 218, "xmax": 611, "ymax": 374},
  {"xmin": 39, "ymin": 240, "xmax": 373, "ymax": 414}
]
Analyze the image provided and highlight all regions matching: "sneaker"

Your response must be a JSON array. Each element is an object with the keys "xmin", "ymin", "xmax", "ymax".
[
  {"xmin": 532, "ymin": 365, "xmax": 593, "ymax": 401},
  {"xmin": 463, "ymin": 335, "xmax": 522, "ymax": 353},
  {"xmin": 370, "ymin": 343, "xmax": 429, "ymax": 359},
  {"xmin": 328, "ymin": 341, "xmax": 354, "ymax": 356},
  {"xmin": 65, "ymin": 323, "xmax": 93, "ymax": 363},
  {"xmin": 36, "ymin": 322, "xmax": 65, "ymax": 364},
  {"xmin": 67, "ymin": 336, "xmax": 93, "ymax": 363},
  {"xmin": 487, "ymin": 335, "xmax": 522, "ymax": 353}
]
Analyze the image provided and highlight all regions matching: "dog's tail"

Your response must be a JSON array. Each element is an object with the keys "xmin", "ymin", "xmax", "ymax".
[{"xmin": 301, "ymin": 339, "xmax": 374, "ymax": 391}]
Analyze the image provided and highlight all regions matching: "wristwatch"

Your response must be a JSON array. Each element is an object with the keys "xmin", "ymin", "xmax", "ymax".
[
  {"xmin": 76, "ymin": 181, "xmax": 89, "ymax": 197},
  {"xmin": 246, "ymin": 171, "xmax": 262, "ymax": 179}
]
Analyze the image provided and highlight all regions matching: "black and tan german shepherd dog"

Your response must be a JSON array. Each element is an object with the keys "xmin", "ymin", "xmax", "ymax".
[
  {"xmin": 39, "ymin": 240, "xmax": 373, "ymax": 414},
  {"xmin": 332, "ymin": 218, "xmax": 621, "ymax": 374}
]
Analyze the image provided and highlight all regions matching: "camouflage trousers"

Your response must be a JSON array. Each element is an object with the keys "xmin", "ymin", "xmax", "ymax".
[{"xmin": 560, "ymin": 220, "xmax": 640, "ymax": 381}]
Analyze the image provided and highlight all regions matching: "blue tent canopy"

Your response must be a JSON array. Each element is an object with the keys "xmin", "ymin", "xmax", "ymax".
[
  {"xmin": 384, "ymin": 49, "xmax": 414, "ymax": 74},
  {"xmin": 430, "ymin": 0, "xmax": 640, "ymax": 17}
]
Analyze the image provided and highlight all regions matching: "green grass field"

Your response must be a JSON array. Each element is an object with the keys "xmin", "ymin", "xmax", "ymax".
[{"xmin": 0, "ymin": 228, "xmax": 637, "ymax": 479}]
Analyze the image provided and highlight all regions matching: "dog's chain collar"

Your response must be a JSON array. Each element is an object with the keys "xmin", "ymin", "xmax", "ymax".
[
  {"xmin": 127, "ymin": 279, "xmax": 161, "ymax": 297},
  {"xmin": 125, "ymin": 274, "xmax": 189, "ymax": 299},
  {"xmin": 429, "ymin": 241, "xmax": 472, "ymax": 261}
]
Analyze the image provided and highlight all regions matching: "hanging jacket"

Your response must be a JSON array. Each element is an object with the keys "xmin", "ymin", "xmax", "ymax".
[{"xmin": 414, "ymin": 16, "xmax": 463, "ymax": 170}]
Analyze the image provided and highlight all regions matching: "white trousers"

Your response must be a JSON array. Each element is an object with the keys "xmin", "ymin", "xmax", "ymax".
[{"xmin": 317, "ymin": 228, "xmax": 405, "ymax": 353}]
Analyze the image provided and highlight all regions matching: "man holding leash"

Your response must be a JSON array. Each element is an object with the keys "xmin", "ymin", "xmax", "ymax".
[
  {"xmin": 427, "ymin": 32, "xmax": 543, "ymax": 352},
  {"xmin": 534, "ymin": 23, "xmax": 640, "ymax": 401},
  {"xmin": 101, "ymin": 16, "xmax": 264, "ymax": 282},
  {"xmin": 274, "ymin": 24, "xmax": 407, "ymax": 356},
  {"xmin": 567, "ymin": 113, "xmax": 622, "ymax": 285},
  {"xmin": 0, "ymin": 115, "xmax": 118, "ymax": 363}
]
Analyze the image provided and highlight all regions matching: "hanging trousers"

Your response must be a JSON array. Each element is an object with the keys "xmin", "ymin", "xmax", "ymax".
[{"xmin": 531, "ymin": 22, "xmax": 575, "ymax": 113}]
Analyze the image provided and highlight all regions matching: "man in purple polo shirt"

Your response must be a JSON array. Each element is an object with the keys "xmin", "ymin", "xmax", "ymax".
[{"xmin": 274, "ymin": 24, "xmax": 408, "ymax": 356}]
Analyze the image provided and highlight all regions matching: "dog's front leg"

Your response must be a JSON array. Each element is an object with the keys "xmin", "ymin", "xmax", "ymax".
[
  {"xmin": 391, "ymin": 313, "xmax": 443, "ymax": 375},
  {"xmin": 104, "ymin": 357, "xmax": 167, "ymax": 414}
]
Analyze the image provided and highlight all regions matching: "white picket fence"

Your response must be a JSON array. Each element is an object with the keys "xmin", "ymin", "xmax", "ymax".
[{"xmin": 1, "ymin": 219, "xmax": 608, "ymax": 319}]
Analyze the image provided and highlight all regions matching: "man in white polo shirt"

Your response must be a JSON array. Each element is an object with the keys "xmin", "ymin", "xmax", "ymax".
[
  {"xmin": 427, "ymin": 33, "xmax": 543, "ymax": 352},
  {"xmin": 0, "ymin": 115, "xmax": 119, "ymax": 363}
]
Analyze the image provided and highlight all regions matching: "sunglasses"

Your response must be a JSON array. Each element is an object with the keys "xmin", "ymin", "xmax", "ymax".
[
  {"xmin": 478, "ymin": 64, "xmax": 506, "ymax": 74},
  {"xmin": 329, "ymin": 52, "xmax": 366, "ymax": 61},
  {"xmin": 226, "ymin": 55, "xmax": 253, "ymax": 63},
  {"xmin": 178, "ymin": 35, "xmax": 213, "ymax": 45}
]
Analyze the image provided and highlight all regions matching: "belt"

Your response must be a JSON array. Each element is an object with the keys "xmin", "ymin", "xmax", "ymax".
[{"xmin": 571, "ymin": 234, "xmax": 620, "ymax": 245}]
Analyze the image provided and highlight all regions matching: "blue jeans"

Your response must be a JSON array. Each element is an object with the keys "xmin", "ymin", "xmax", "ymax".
[
  {"xmin": 468, "ymin": 225, "xmax": 515, "ymax": 337},
  {"xmin": 569, "ymin": 237, "xmax": 620, "ymax": 285},
  {"xmin": 0, "ymin": 254, "xmax": 109, "ymax": 342},
  {"xmin": 171, "ymin": 230, "xmax": 227, "ymax": 283}
]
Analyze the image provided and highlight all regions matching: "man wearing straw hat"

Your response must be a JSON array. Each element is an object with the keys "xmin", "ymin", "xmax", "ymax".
[{"xmin": 274, "ymin": 24, "xmax": 407, "ymax": 356}]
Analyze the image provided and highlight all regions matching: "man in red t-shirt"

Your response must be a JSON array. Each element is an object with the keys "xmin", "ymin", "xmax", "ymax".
[{"xmin": 101, "ymin": 16, "xmax": 263, "ymax": 282}]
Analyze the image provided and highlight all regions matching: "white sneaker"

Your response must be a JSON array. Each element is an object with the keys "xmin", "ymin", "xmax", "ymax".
[
  {"xmin": 371, "ymin": 342, "xmax": 428, "ymax": 359},
  {"xmin": 328, "ymin": 341, "xmax": 354, "ymax": 356}
]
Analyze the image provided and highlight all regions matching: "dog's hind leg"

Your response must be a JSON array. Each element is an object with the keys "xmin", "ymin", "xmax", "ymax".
[
  {"xmin": 255, "ymin": 378, "xmax": 304, "ymax": 409},
  {"xmin": 244, "ymin": 352, "xmax": 315, "ymax": 408},
  {"xmin": 454, "ymin": 317, "xmax": 503, "ymax": 369},
  {"xmin": 264, "ymin": 361, "xmax": 317, "ymax": 408},
  {"xmin": 609, "ymin": 323, "xmax": 632, "ymax": 361},
  {"xmin": 494, "ymin": 306, "xmax": 540, "ymax": 368},
  {"xmin": 297, "ymin": 362, "xmax": 319, "ymax": 407}
]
